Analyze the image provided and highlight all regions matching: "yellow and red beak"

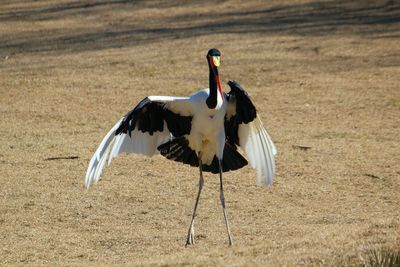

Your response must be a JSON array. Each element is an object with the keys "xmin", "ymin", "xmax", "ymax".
[{"xmin": 212, "ymin": 56, "xmax": 220, "ymax": 67}]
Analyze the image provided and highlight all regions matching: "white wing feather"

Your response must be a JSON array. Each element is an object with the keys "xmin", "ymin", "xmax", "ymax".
[
  {"xmin": 85, "ymin": 119, "xmax": 170, "ymax": 189},
  {"xmin": 238, "ymin": 117, "xmax": 276, "ymax": 186}
]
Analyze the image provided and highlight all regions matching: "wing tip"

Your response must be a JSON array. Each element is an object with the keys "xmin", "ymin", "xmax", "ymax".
[
  {"xmin": 264, "ymin": 176, "xmax": 274, "ymax": 187},
  {"xmin": 255, "ymin": 177, "xmax": 274, "ymax": 187},
  {"xmin": 83, "ymin": 119, "xmax": 123, "ymax": 190},
  {"xmin": 85, "ymin": 183, "xmax": 91, "ymax": 190},
  {"xmin": 227, "ymin": 80, "xmax": 239, "ymax": 87}
]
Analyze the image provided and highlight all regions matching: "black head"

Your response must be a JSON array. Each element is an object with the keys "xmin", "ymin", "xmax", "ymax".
[{"xmin": 207, "ymin": 48, "xmax": 221, "ymax": 57}]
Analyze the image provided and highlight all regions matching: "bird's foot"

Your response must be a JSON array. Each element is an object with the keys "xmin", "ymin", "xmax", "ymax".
[
  {"xmin": 185, "ymin": 234, "xmax": 195, "ymax": 246},
  {"xmin": 228, "ymin": 236, "xmax": 233, "ymax": 246},
  {"xmin": 185, "ymin": 226, "xmax": 195, "ymax": 246}
]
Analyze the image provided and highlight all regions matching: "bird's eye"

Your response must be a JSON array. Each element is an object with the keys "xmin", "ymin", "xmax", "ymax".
[{"xmin": 212, "ymin": 56, "xmax": 220, "ymax": 67}]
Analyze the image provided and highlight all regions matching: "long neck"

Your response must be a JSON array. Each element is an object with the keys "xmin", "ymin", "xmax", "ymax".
[{"xmin": 206, "ymin": 62, "xmax": 218, "ymax": 109}]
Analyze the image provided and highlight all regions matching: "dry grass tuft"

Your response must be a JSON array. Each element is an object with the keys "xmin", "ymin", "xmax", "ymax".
[{"xmin": 361, "ymin": 248, "xmax": 400, "ymax": 267}]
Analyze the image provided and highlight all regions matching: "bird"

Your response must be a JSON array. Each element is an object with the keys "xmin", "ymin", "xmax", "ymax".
[{"xmin": 85, "ymin": 48, "xmax": 276, "ymax": 246}]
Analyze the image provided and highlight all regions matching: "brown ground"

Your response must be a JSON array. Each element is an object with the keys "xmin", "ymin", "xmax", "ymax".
[{"xmin": 1, "ymin": 0, "xmax": 400, "ymax": 266}]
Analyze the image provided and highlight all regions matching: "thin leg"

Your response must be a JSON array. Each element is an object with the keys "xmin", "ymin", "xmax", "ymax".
[
  {"xmin": 219, "ymin": 159, "xmax": 233, "ymax": 246},
  {"xmin": 185, "ymin": 152, "xmax": 204, "ymax": 246},
  {"xmin": 189, "ymin": 221, "xmax": 195, "ymax": 244}
]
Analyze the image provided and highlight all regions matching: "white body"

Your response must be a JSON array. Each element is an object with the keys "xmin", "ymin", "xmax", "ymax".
[
  {"xmin": 85, "ymin": 88, "xmax": 276, "ymax": 188},
  {"xmin": 186, "ymin": 88, "xmax": 226, "ymax": 164}
]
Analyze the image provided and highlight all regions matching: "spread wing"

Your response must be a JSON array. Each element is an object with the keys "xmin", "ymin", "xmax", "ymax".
[
  {"xmin": 225, "ymin": 80, "xmax": 277, "ymax": 186},
  {"xmin": 85, "ymin": 96, "xmax": 193, "ymax": 189}
]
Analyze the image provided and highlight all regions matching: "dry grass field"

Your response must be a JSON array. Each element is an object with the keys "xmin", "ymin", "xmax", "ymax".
[{"xmin": 1, "ymin": 0, "xmax": 399, "ymax": 266}]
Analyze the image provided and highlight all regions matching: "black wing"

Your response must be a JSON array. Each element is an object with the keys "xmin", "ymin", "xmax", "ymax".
[
  {"xmin": 116, "ymin": 97, "xmax": 192, "ymax": 137},
  {"xmin": 224, "ymin": 80, "xmax": 276, "ymax": 186},
  {"xmin": 225, "ymin": 80, "xmax": 257, "ymax": 147}
]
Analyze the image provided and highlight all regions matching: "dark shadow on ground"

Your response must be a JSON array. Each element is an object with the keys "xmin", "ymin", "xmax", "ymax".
[{"xmin": 0, "ymin": 0, "xmax": 399, "ymax": 55}]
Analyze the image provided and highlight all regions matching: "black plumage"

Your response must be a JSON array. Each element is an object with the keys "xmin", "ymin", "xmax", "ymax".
[
  {"xmin": 158, "ymin": 137, "xmax": 198, "ymax": 167},
  {"xmin": 224, "ymin": 80, "xmax": 257, "ymax": 147},
  {"xmin": 202, "ymin": 143, "xmax": 248, "ymax": 173},
  {"xmin": 158, "ymin": 137, "xmax": 248, "ymax": 173},
  {"xmin": 227, "ymin": 80, "xmax": 257, "ymax": 124},
  {"xmin": 115, "ymin": 97, "xmax": 192, "ymax": 137}
]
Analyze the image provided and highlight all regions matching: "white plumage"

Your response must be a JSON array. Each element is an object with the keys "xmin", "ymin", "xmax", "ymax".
[{"xmin": 238, "ymin": 117, "xmax": 277, "ymax": 186}]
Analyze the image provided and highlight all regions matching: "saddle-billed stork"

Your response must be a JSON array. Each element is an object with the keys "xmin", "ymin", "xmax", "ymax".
[{"xmin": 85, "ymin": 48, "xmax": 276, "ymax": 246}]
